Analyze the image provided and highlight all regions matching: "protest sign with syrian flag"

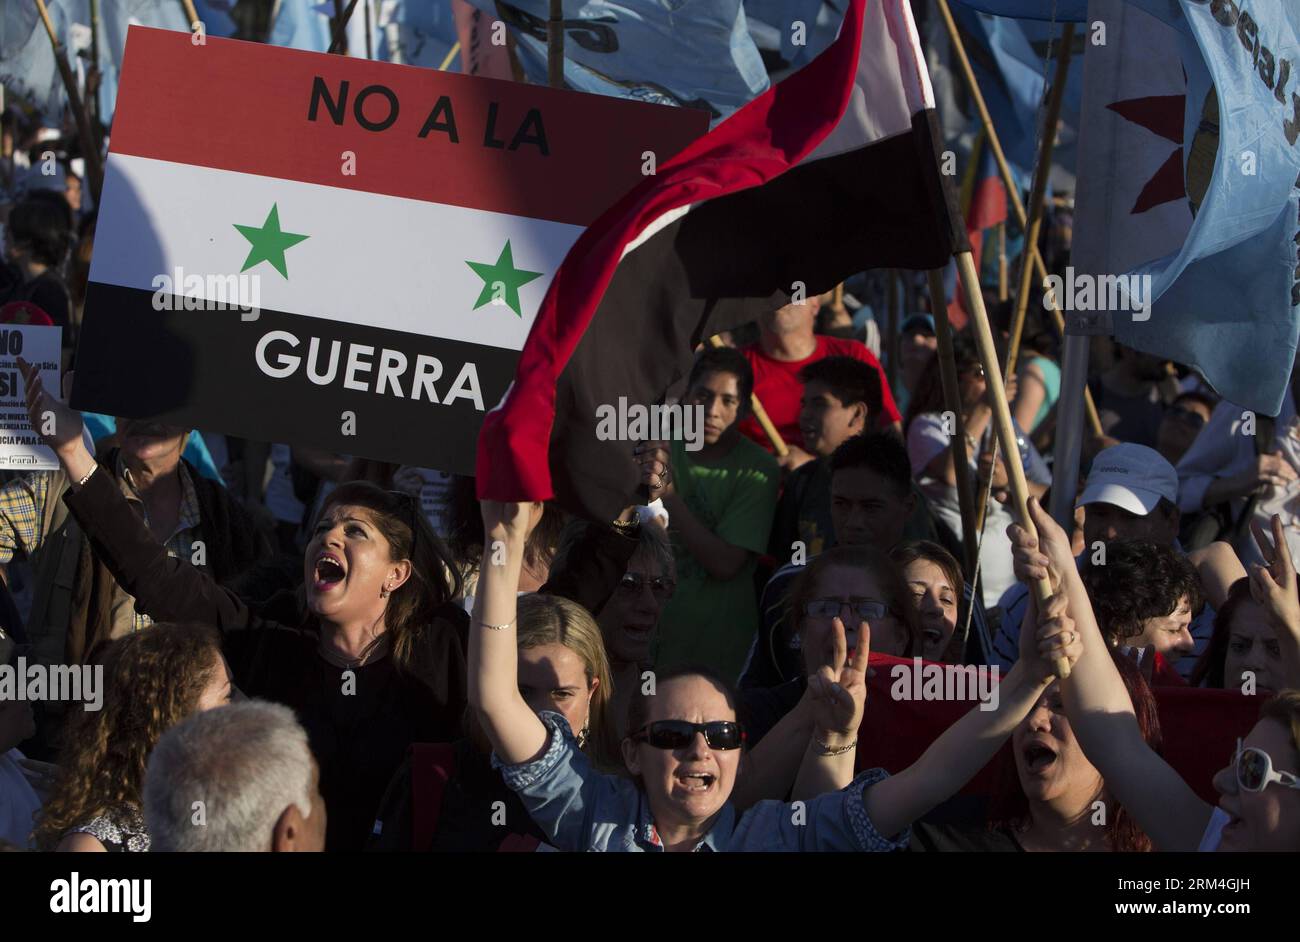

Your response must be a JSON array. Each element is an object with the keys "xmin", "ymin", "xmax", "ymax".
[
  {"xmin": 70, "ymin": 26, "xmax": 705, "ymax": 472},
  {"xmin": 476, "ymin": 0, "xmax": 965, "ymax": 521},
  {"xmin": 1071, "ymin": 0, "xmax": 1300, "ymax": 416}
]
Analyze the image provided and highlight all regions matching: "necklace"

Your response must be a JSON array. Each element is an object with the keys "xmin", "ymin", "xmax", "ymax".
[{"xmin": 317, "ymin": 633, "xmax": 390, "ymax": 669}]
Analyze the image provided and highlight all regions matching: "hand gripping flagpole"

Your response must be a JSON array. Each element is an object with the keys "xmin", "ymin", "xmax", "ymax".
[
  {"xmin": 33, "ymin": 0, "xmax": 103, "ymax": 204},
  {"xmin": 956, "ymin": 250, "xmax": 1069, "ymax": 679},
  {"xmin": 935, "ymin": 0, "xmax": 1102, "ymax": 439}
]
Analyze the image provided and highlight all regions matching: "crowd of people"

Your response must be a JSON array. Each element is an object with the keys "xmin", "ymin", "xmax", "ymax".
[{"xmin": 1, "ymin": 106, "xmax": 1298, "ymax": 855}]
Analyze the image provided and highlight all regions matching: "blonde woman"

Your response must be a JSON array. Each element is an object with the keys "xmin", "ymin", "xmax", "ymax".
[{"xmin": 371, "ymin": 594, "xmax": 617, "ymax": 851}]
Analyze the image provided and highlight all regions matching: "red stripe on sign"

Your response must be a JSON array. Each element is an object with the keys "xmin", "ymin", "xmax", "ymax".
[{"xmin": 109, "ymin": 27, "xmax": 707, "ymax": 228}]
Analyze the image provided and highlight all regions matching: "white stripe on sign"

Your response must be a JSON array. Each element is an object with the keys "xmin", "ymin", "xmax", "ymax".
[{"xmin": 89, "ymin": 153, "xmax": 584, "ymax": 352}]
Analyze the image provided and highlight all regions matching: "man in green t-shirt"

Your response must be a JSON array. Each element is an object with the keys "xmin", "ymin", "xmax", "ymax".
[{"xmin": 649, "ymin": 347, "xmax": 778, "ymax": 682}]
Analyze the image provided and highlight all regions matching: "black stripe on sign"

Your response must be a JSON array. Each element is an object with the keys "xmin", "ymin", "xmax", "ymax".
[{"xmin": 72, "ymin": 282, "xmax": 520, "ymax": 475}]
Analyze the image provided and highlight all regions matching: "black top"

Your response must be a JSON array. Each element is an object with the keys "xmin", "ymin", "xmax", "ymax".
[
  {"xmin": 15, "ymin": 270, "xmax": 71, "ymax": 328},
  {"xmin": 738, "ymin": 676, "xmax": 806, "ymax": 746},
  {"xmin": 64, "ymin": 469, "xmax": 468, "ymax": 852},
  {"xmin": 429, "ymin": 740, "xmax": 549, "ymax": 852},
  {"xmin": 907, "ymin": 821, "xmax": 1023, "ymax": 852}
]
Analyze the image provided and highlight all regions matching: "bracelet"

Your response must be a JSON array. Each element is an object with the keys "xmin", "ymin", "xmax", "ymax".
[
  {"xmin": 77, "ymin": 464, "xmax": 98, "ymax": 488},
  {"xmin": 475, "ymin": 618, "xmax": 516, "ymax": 631},
  {"xmin": 609, "ymin": 516, "xmax": 640, "ymax": 537},
  {"xmin": 813, "ymin": 736, "xmax": 857, "ymax": 757}
]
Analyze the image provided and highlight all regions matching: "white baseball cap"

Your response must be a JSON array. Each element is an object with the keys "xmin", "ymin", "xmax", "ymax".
[{"xmin": 1077, "ymin": 443, "xmax": 1178, "ymax": 516}]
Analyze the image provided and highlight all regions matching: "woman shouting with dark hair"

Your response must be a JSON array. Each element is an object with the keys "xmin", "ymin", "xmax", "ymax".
[{"xmin": 18, "ymin": 359, "xmax": 468, "ymax": 851}]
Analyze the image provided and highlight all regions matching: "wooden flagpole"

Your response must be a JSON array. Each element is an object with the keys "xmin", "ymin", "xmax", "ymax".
[
  {"xmin": 935, "ymin": 0, "xmax": 1102, "ymax": 438},
  {"xmin": 973, "ymin": 21, "xmax": 1074, "ymax": 535},
  {"xmin": 884, "ymin": 274, "xmax": 899, "ymax": 395},
  {"xmin": 547, "ymin": 0, "xmax": 564, "ymax": 88},
  {"xmin": 958, "ymin": 251, "xmax": 1066, "ymax": 677},
  {"xmin": 33, "ymin": 0, "xmax": 103, "ymax": 204},
  {"xmin": 1005, "ymin": 22, "xmax": 1074, "ymax": 380},
  {"xmin": 327, "ymin": 0, "xmax": 358, "ymax": 55},
  {"xmin": 364, "ymin": 0, "xmax": 373, "ymax": 59},
  {"xmin": 87, "ymin": 0, "xmax": 103, "ymax": 150},
  {"xmin": 997, "ymin": 222, "xmax": 1008, "ymax": 302},
  {"xmin": 886, "ymin": 269, "xmax": 898, "ymax": 373},
  {"xmin": 706, "ymin": 335, "xmax": 789, "ymax": 458},
  {"xmin": 927, "ymin": 269, "xmax": 979, "ymax": 578}
]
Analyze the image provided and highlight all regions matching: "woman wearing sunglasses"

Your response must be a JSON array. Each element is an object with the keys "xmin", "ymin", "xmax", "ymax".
[
  {"xmin": 470, "ymin": 500, "xmax": 1082, "ymax": 852},
  {"xmin": 1010, "ymin": 500, "xmax": 1300, "ymax": 851}
]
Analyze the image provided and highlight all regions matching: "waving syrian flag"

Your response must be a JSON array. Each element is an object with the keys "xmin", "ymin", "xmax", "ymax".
[
  {"xmin": 476, "ymin": 0, "xmax": 965, "ymax": 520},
  {"xmin": 1072, "ymin": 0, "xmax": 1300, "ymax": 415}
]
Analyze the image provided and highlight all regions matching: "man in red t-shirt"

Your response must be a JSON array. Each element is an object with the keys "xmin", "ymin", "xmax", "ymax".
[{"xmin": 740, "ymin": 295, "xmax": 900, "ymax": 470}]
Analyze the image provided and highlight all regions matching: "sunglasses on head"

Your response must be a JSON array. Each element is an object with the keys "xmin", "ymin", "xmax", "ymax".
[
  {"xmin": 632, "ymin": 720, "xmax": 746, "ymax": 750},
  {"xmin": 1235, "ymin": 739, "xmax": 1300, "ymax": 793},
  {"xmin": 804, "ymin": 598, "xmax": 890, "ymax": 622},
  {"xmin": 618, "ymin": 573, "xmax": 676, "ymax": 597}
]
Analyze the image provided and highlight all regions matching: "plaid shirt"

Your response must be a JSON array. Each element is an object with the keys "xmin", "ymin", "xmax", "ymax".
[{"xmin": 0, "ymin": 459, "xmax": 202, "ymax": 633}]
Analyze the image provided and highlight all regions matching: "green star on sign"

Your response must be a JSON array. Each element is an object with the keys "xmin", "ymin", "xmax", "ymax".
[
  {"xmin": 466, "ymin": 240, "xmax": 542, "ymax": 317},
  {"xmin": 234, "ymin": 204, "xmax": 309, "ymax": 279}
]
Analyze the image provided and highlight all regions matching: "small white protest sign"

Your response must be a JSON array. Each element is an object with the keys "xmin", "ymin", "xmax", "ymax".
[{"xmin": 0, "ymin": 325, "xmax": 61, "ymax": 470}]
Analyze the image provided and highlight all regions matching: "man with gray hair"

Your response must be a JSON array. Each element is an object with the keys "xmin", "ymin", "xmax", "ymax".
[{"xmin": 144, "ymin": 700, "xmax": 325, "ymax": 852}]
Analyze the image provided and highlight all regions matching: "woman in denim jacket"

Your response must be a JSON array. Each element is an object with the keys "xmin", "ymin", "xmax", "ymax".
[{"xmin": 468, "ymin": 499, "xmax": 1083, "ymax": 852}]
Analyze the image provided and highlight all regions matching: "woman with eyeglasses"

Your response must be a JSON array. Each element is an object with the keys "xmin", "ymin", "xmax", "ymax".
[
  {"xmin": 19, "ymin": 361, "xmax": 469, "ymax": 851},
  {"xmin": 585, "ymin": 522, "xmax": 676, "ymax": 737},
  {"xmin": 737, "ymin": 545, "xmax": 921, "ymax": 746},
  {"xmin": 469, "ymin": 499, "xmax": 1083, "ymax": 852},
  {"xmin": 1010, "ymin": 500, "xmax": 1300, "ymax": 851}
]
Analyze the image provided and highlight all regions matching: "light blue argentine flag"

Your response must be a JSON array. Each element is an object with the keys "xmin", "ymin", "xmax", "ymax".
[
  {"xmin": 1116, "ymin": 1, "xmax": 1300, "ymax": 415},
  {"xmin": 953, "ymin": 0, "xmax": 1088, "ymax": 20},
  {"xmin": 463, "ymin": 0, "xmax": 769, "ymax": 122},
  {"xmin": 1, "ymin": 1, "xmax": 188, "ymax": 124}
]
